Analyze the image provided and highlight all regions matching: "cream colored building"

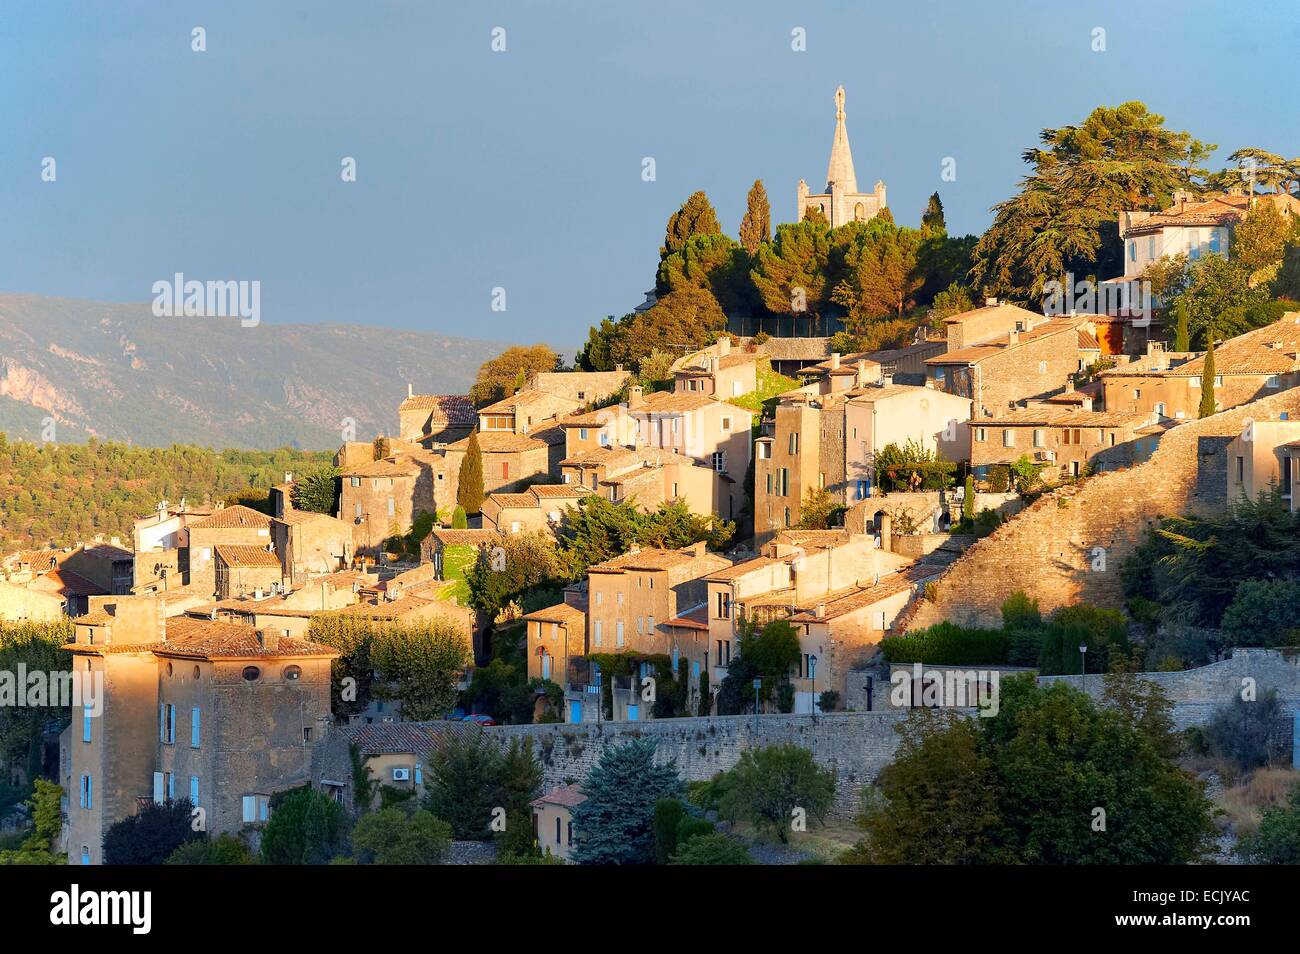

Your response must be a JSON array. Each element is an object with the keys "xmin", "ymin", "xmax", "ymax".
[{"xmin": 1225, "ymin": 418, "xmax": 1300, "ymax": 507}]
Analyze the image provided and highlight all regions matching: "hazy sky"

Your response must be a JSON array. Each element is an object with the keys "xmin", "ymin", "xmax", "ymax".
[{"xmin": 3, "ymin": 0, "xmax": 1298, "ymax": 346}]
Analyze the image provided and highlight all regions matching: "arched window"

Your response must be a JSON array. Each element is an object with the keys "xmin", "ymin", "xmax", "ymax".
[{"xmin": 854, "ymin": 202, "xmax": 865, "ymax": 221}]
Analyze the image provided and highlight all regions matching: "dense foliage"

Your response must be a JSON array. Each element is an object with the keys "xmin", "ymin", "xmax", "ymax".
[
  {"xmin": 569, "ymin": 738, "xmax": 684, "ymax": 865},
  {"xmin": 0, "ymin": 435, "xmax": 330, "ymax": 550}
]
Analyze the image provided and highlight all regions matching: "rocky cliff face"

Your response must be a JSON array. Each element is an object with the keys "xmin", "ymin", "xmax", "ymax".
[{"xmin": 0, "ymin": 293, "xmax": 504, "ymax": 449}]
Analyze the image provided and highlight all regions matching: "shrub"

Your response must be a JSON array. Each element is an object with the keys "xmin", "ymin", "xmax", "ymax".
[
  {"xmin": 652, "ymin": 798, "xmax": 687, "ymax": 864},
  {"xmin": 1205, "ymin": 691, "xmax": 1290, "ymax": 774},
  {"xmin": 671, "ymin": 833, "xmax": 754, "ymax": 865},
  {"xmin": 352, "ymin": 807, "xmax": 451, "ymax": 864},
  {"xmin": 259, "ymin": 787, "xmax": 350, "ymax": 865},
  {"xmin": 165, "ymin": 833, "xmax": 254, "ymax": 865},
  {"xmin": 103, "ymin": 799, "xmax": 202, "ymax": 866},
  {"xmin": 716, "ymin": 744, "xmax": 836, "ymax": 843}
]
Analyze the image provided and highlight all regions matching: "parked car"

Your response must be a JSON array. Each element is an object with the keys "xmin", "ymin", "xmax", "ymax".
[{"xmin": 463, "ymin": 713, "xmax": 497, "ymax": 726}]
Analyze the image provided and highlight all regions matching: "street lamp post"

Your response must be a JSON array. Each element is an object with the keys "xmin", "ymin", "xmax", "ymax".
[
  {"xmin": 1079, "ymin": 643, "xmax": 1088, "ymax": 695},
  {"xmin": 752, "ymin": 678, "xmax": 762, "ymax": 733}
]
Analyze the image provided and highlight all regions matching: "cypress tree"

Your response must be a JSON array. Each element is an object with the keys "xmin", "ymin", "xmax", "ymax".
[
  {"xmin": 1198, "ymin": 337, "xmax": 1217, "ymax": 419},
  {"xmin": 457, "ymin": 431, "xmax": 485, "ymax": 515},
  {"xmin": 962, "ymin": 474, "xmax": 976, "ymax": 524},
  {"xmin": 921, "ymin": 191, "xmax": 946, "ymax": 236},
  {"xmin": 739, "ymin": 179, "xmax": 771, "ymax": 253}
]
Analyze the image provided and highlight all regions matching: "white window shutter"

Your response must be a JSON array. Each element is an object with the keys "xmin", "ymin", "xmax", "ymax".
[{"xmin": 152, "ymin": 772, "xmax": 165, "ymax": 803}]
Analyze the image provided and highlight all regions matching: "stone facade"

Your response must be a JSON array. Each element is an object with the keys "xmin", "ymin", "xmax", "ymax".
[{"xmin": 901, "ymin": 387, "xmax": 1300, "ymax": 630}]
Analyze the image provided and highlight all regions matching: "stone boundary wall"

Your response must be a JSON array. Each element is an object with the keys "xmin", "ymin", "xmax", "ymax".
[
  {"xmin": 486, "ymin": 711, "xmax": 911, "ymax": 818},
  {"xmin": 480, "ymin": 651, "xmax": 1300, "ymax": 819},
  {"xmin": 899, "ymin": 388, "xmax": 1300, "ymax": 630}
]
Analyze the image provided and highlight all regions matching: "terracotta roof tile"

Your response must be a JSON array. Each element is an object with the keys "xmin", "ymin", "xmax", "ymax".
[
  {"xmin": 188, "ymin": 505, "xmax": 273, "ymax": 530},
  {"xmin": 214, "ymin": 544, "xmax": 281, "ymax": 568},
  {"xmin": 398, "ymin": 394, "xmax": 477, "ymax": 424}
]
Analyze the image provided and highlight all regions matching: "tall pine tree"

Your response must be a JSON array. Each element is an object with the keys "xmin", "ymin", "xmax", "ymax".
[
  {"xmin": 457, "ymin": 431, "xmax": 485, "ymax": 515},
  {"xmin": 569, "ymin": 738, "xmax": 684, "ymax": 864},
  {"xmin": 921, "ymin": 191, "xmax": 946, "ymax": 236},
  {"xmin": 1173, "ymin": 299, "xmax": 1190, "ymax": 352},
  {"xmin": 662, "ymin": 191, "xmax": 721, "ymax": 258},
  {"xmin": 739, "ymin": 179, "xmax": 771, "ymax": 253}
]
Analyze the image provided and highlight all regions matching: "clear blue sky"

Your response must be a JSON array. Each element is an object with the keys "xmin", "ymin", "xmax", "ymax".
[{"xmin": 2, "ymin": 0, "xmax": 1297, "ymax": 347}]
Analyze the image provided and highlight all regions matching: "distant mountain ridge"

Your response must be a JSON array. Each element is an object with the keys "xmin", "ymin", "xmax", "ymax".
[{"xmin": 0, "ymin": 293, "xmax": 506, "ymax": 449}]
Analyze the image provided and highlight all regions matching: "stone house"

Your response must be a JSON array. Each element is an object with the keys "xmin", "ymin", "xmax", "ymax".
[
  {"xmin": 310, "ymin": 721, "xmax": 472, "ymax": 813},
  {"xmin": 480, "ymin": 484, "xmax": 591, "ymax": 534},
  {"xmin": 213, "ymin": 545, "xmax": 282, "ymax": 600},
  {"xmin": 671, "ymin": 338, "xmax": 758, "ymax": 400},
  {"xmin": 970, "ymin": 407, "xmax": 1158, "ymax": 482},
  {"xmin": 186, "ymin": 505, "xmax": 275, "ymax": 597},
  {"xmin": 531, "ymin": 783, "xmax": 586, "ymax": 861},
  {"xmin": 1099, "ymin": 314, "xmax": 1300, "ymax": 420},
  {"xmin": 523, "ymin": 596, "xmax": 588, "ymax": 685},
  {"xmin": 271, "ymin": 509, "xmax": 353, "ymax": 588},
  {"xmin": 926, "ymin": 314, "xmax": 1086, "ymax": 418},
  {"xmin": 1224, "ymin": 417, "xmax": 1300, "ymax": 507},
  {"xmin": 397, "ymin": 392, "xmax": 477, "ymax": 445},
  {"xmin": 449, "ymin": 431, "xmax": 549, "ymax": 495},
  {"xmin": 62, "ymin": 596, "xmax": 336, "ymax": 865}
]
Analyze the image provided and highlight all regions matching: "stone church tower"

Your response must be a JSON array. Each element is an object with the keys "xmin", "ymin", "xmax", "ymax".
[{"xmin": 797, "ymin": 86, "xmax": 887, "ymax": 228}]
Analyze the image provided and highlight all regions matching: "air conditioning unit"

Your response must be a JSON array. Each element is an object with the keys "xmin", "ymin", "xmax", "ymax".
[{"xmin": 391, "ymin": 767, "xmax": 411, "ymax": 782}]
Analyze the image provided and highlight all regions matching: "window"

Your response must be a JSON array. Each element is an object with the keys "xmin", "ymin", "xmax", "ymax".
[
  {"xmin": 166, "ymin": 773, "xmax": 174, "ymax": 801},
  {"xmin": 757, "ymin": 442, "xmax": 771, "ymax": 460},
  {"xmin": 354, "ymin": 503, "xmax": 363, "ymax": 520},
  {"xmin": 1033, "ymin": 429, "xmax": 1045, "ymax": 449},
  {"xmin": 350, "ymin": 476, "xmax": 360, "ymax": 488},
  {"xmin": 1209, "ymin": 229, "xmax": 1221, "ymax": 254},
  {"xmin": 616, "ymin": 621, "xmax": 625, "ymax": 647},
  {"xmin": 1128, "ymin": 240, "xmax": 1136, "ymax": 262},
  {"xmin": 716, "ymin": 591, "xmax": 731, "ymax": 619},
  {"xmin": 80, "ymin": 774, "xmax": 92, "ymax": 810},
  {"xmin": 189, "ymin": 776, "xmax": 200, "ymax": 807},
  {"xmin": 82, "ymin": 702, "xmax": 93, "ymax": 742},
  {"xmin": 712, "ymin": 451, "xmax": 726, "ymax": 473},
  {"xmin": 1002, "ymin": 429, "xmax": 1015, "ymax": 448},
  {"xmin": 975, "ymin": 428, "xmax": 986, "ymax": 442},
  {"xmin": 160, "ymin": 703, "xmax": 175, "ymax": 744},
  {"xmin": 856, "ymin": 479, "xmax": 867, "ymax": 500},
  {"xmin": 1214, "ymin": 375, "xmax": 1223, "ymax": 388},
  {"xmin": 502, "ymin": 462, "xmax": 510, "ymax": 480},
  {"xmin": 191, "ymin": 707, "xmax": 201, "ymax": 748},
  {"xmin": 555, "ymin": 816, "xmax": 562, "ymax": 845},
  {"xmin": 789, "ymin": 433, "xmax": 799, "ymax": 454},
  {"xmin": 242, "ymin": 794, "xmax": 270, "ymax": 823},
  {"xmin": 386, "ymin": 497, "xmax": 395, "ymax": 518},
  {"xmin": 721, "ymin": 417, "xmax": 731, "ymax": 431},
  {"xmin": 784, "ymin": 507, "xmax": 791, "ymax": 527},
  {"xmin": 1155, "ymin": 402, "xmax": 1166, "ymax": 416},
  {"xmin": 594, "ymin": 621, "xmax": 603, "ymax": 647},
  {"xmin": 80, "ymin": 847, "xmax": 90, "ymax": 866},
  {"xmin": 1236, "ymin": 456, "xmax": 1245, "ymax": 482},
  {"xmin": 778, "ymin": 468, "xmax": 790, "ymax": 497},
  {"xmin": 1267, "ymin": 375, "xmax": 1281, "ymax": 389},
  {"xmin": 567, "ymin": 820, "xmax": 574, "ymax": 845},
  {"xmin": 283, "ymin": 665, "xmax": 302, "ymax": 681},
  {"xmin": 1038, "ymin": 361, "xmax": 1047, "ymax": 374},
  {"xmin": 242, "ymin": 666, "xmax": 261, "ymax": 682},
  {"xmin": 1148, "ymin": 237, "xmax": 1156, "ymax": 259},
  {"xmin": 579, "ymin": 428, "xmax": 588, "ymax": 440}
]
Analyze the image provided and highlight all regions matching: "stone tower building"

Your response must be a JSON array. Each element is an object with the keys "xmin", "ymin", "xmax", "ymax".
[{"xmin": 797, "ymin": 86, "xmax": 887, "ymax": 228}]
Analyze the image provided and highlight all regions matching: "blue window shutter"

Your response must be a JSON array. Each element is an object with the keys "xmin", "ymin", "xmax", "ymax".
[
  {"xmin": 190, "ymin": 776, "xmax": 199, "ymax": 806},
  {"xmin": 191, "ymin": 707, "xmax": 201, "ymax": 748}
]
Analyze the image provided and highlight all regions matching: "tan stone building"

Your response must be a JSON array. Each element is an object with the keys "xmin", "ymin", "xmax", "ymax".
[
  {"xmin": 271, "ymin": 509, "xmax": 353, "ymax": 587},
  {"xmin": 970, "ymin": 407, "xmax": 1158, "ymax": 482},
  {"xmin": 1099, "ymin": 315, "xmax": 1300, "ymax": 420},
  {"xmin": 397, "ymin": 392, "xmax": 477, "ymax": 445},
  {"xmin": 186, "ymin": 505, "xmax": 275, "ymax": 597},
  {"xmin": 480, "ymin": 484, "xmax": 591, "ymax": 534},
  {"xmin": 449, "ymin": 431, "xmax": 549, "ymax": 496},
  {"xmin": 927, "ymin": 314, "xmax": 1087, "ymax": 417},
  {"xmin": 531, "ymin": 783, "xmax": 586, "ymax": 861},
  {"xmin": 523, "ymin": 597, "xmax": 588, "ymax": 685},
  {"xmin": 62, "ymin": 596, "xmax": 336, "ymax": 865},
  {"xmin": 671, "ymin": 338, "xmax": 758, "ymax": 400},
  {"xmin": 1224, "ymin": 418, "xmax": 1300, "ymax": 507},
  {"xmin": 337, "ymin": 450, "xmax": 459, "ymax": 556},
  {"xmin": 212, "ymin": 545, "xmax": 282, "ymax": 600}
]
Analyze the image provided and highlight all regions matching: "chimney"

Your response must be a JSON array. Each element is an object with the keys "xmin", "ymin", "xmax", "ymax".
[
  {"xmin": 258, "ymin": 630, "xmax": 280, "ymax": 653},
  {"xmin": 1007, "ymin": 329, "xmax": 1019, "ymax": 346},
  {"xmin": 882, "ymin": 374, "xmax": 894, "ymax": 387},
  {"xmin": 615, "ymin": 363, "xmax": 624, "ymax": 372},
  {"xmin": 830, "ymin": 352, "xmax": 841, "ymax": 370},
  {"xmin": 253, "ymin": 588, "xmax": 263, "ymax": 601},
  {"xmin": 815, "ymin": 603, "xmax": 826, "ymax": 619},
  {"xmin": 628, "ymin": 385, "xmax": 646, "ymax": 408},
  {"xmin": 407, "ymin": 383, "xmax": 414, "ymax": 398},
  {"xmin": 855, "ymin": 360, "xmax": 869, "ymax": 386},
  {"xmin": 985, "ymin": 297, "xmax": 999, "ymax": 307}
]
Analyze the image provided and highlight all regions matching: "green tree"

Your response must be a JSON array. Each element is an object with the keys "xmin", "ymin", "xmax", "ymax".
[
  {"xmin": 424, "ymin": 731, "xmax": 504, "ymax": 840},
  {"xmin": 671, "ymin": 832, "xmax": 754, "ymax": 865},
  {"xmin": 921, "ymin": 191, "xmax": 946, "ymax": 236},
  {"xmin": 1198, "ymin": 336, "xmax": 1217, "ymax": 418},
  {"xmin": 103, "ymin": 799, "xmax": 203, "ymax": 865},
  {"xmin": 850, "ymin": 678, "xmax": 1215, "ymax": 864},
  {"xmin": 1237, "ymin": 783, "xmax": 1300, "ymax": 863},
  {"xmin": 716, "ymin": 744, "xmax": 836, "ymax": 843},
  {"xmin": 738, "ymin": 180, "xmax": 771, "ymax": 254},
  {"xmin": 369, "ymin": 618, "xmax": 473, "ymax": 721},
  {"xmin": 0, "ymin": 779, "xmax": 65, "ymax": 864},
  {"xmin": 164, "ymin": 833, "xmax": 255, "ymax": 865},
  {"xmin": 751, "ymin": 220, "xmax": 832, "ymax": 335},
  {"xmin": 290, "ymin": 467, "xmax": 339, "ymax": 514},
  {"xmin": 457, "ymin": 431, "xmax": 485, "ymax": 515},
  {"xmin": 662, "ymin": 191, "xmax": 722, "ymax": 258},
  {"xmin": 352, "ymin": 807, "xmax": 452, "ymax": 864},
  {"xmin": 1037, "ymin": 604, "xmax": 1129, "ymax": 675},
  {"xmin": 1172, "ymin": 298, "xmax": 1190, "ymax": 351},
  {"xmin": 652, "ymin": 797, "xmax": 687, "ymax": 864},
  {"xmin": 833, "ymin": 224, "xmax": 925, "ymax": 325},
  {"xmin": 570, "ymin": 738, "xmax": 684, "ymax": 865},
  {"xmin": 971, "ymin": 102, "xmax": 1212, "ymax": 299},
  {"xmin": 451, "ymin": 504, "xmax": 468, "ymax": 529},
  {"xmin": 469, "ymin": 344, "xmax": 557, "ymax": 406},
  {"xmin": 259, "ymin": 787, "xmax": 350, "ymax": 865},
  {"xmin": 1205, "ymin": 690, "xmax": 1289, "ymax": 773},
  {"xmin": 961, "ymin": 474, "xmax": 976, "ymax": 524},
  {"xmin": 497, "ymin": 738, "xmax": 543, "ymax": 856}
]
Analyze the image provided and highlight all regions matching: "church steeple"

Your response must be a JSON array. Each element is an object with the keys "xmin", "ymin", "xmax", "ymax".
[{"xmin": 825, "ymin": 85, "xmax": 858, "ymax": 193}]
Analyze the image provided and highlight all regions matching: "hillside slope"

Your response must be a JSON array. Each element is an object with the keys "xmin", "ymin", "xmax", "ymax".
[{"xmin": 0, "ymin": 293, "xmax": 504, "ymax": 449}]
